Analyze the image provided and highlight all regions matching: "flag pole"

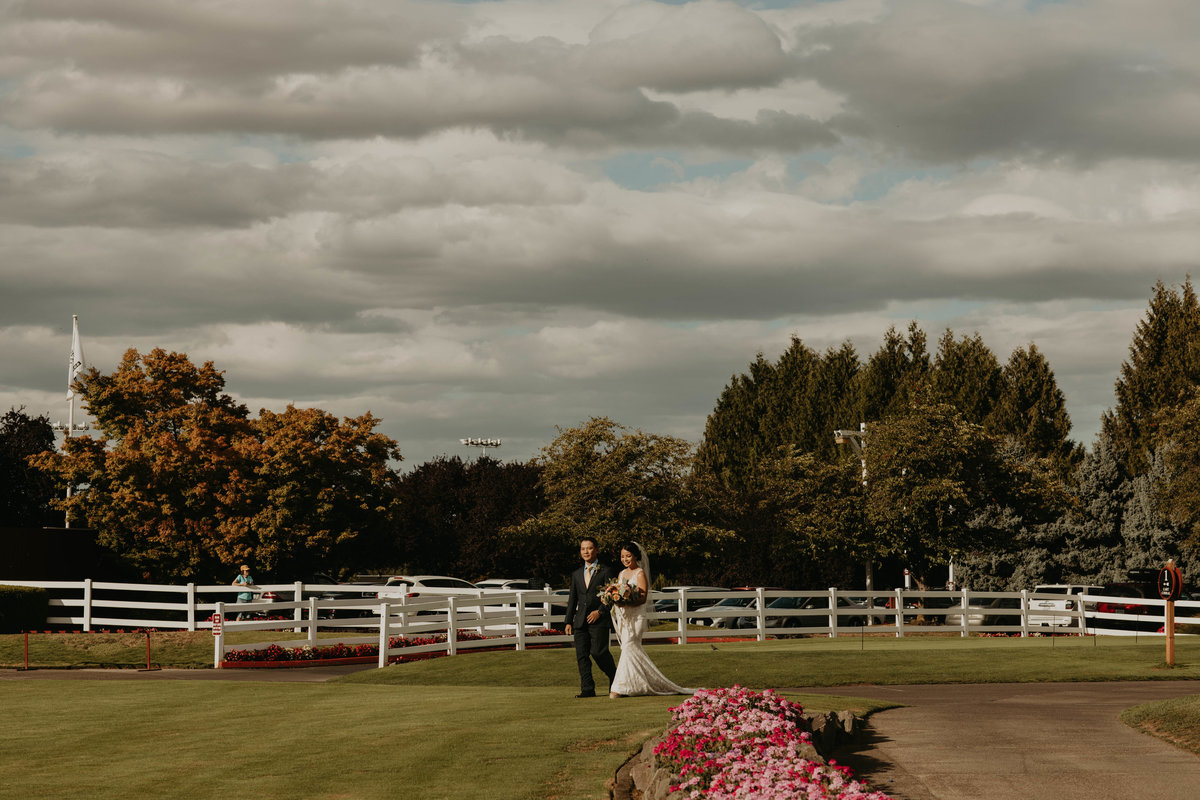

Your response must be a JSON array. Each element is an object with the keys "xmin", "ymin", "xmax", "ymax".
[{"xmin": 62, "ymin": 314, "xmax": 86, "ymax": 528}]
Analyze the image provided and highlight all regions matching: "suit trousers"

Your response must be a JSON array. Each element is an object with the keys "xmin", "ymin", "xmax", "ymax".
[{"xmin": 573, "ymin": 622, "xmax": 616, "ymax": 693}]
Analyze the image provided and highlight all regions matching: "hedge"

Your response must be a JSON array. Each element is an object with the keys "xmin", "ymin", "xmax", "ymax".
[{"xmin": 0, "ymin": 585, "xmax": 49, "ymax": 633}]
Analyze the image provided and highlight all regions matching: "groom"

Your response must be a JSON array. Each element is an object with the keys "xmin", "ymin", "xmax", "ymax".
[{"xmin": 563, "ymin": 536, "xmax": 617, "ymax": 698}]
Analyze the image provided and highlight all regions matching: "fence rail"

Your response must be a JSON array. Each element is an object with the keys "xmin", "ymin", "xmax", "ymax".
[{"xmin": 4, "ymin": 580, "xmax": 1197, "ymax": 668}]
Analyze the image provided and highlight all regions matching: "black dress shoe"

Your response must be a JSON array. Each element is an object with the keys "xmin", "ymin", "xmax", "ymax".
[{"xmin": 575, "ymin": 691, "xmax": 596, "ymax": 698}]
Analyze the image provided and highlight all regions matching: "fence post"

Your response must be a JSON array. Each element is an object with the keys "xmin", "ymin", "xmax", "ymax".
[
  {"xmin": 293, "ymin": 581, "xmax": 304, "ymax": 633},
  {"xmin": 677, "ymin": 589, "xmax": 688, "ymax": 645},
  {"xmin": 378, "ymin": 602, "xmax": 390, "ymax": 668},
  {"xmin": 213, "ymin": 601, "xmax": 224, "ymax": 668},
  {"xmin": 308, "ymin": 597, "xmax": 319, "ymax": 647},
  {"xmin": 959, "ymin": 588, "xmax": 970, "ymax": 637},
  {"xmin": 1020, "ymin": 589, "xmax": 1030, "ymax": 638},
  {"xmin": 447, "ymin": 597, "xmax": 458, "ymax": 657},
  {"xmin": 828, "ymin": 587, "xmax": 838, "ymax": 638},
  {"xmin": 82, "ymin": 578, "xmax": 93, "ymax": 632},
  {"xmin": 1077, "ymin": 590, "xmax": 1090, "ymax": 634},
  {"xmin": 186, "ymin": 583, "xmax": 197, "ymax": 631},
  {"xmin": 755, "ymin": 587, "xmax": 767, "ymax": 642},
  {"xmin": 515, "ymin": 596, "xmax": 527, "ymax": 651},
  {"xmin": 894, "ymin": 588, "xmax": 905, "ymax": 638}
]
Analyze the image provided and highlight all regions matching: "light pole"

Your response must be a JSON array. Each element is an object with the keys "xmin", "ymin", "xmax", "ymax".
[
  {"xmin": 833, "ymin": 423, "xmax": 874, "ymax": 591},
  {"xmin": 460, "ymin": 437, "xmax": 502, "ymax": 458}
]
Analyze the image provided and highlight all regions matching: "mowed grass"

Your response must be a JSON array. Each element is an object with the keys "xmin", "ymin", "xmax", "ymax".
[
  {"xmin": 341, "ymin": 634, "xmax": 1200, "ymax": 688},
  {"xmin": 4, "ymin": 635, "xmax": 1200, "ymax": 800},
  {"xmin": 1121, "ymin": 694, "xmax": 1200, "ymax": 756},
  {"xmin": 0, "ymin": 630, "xmax": 365, "ymax": 669}
]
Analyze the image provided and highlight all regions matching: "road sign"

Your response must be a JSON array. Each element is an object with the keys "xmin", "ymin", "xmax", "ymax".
[
  {"xmin": 211, "ymin": 613, "xmax": 222, "ymax": 635},
  {"xmin": 1158, "ymin": 565, "xmax": 1182, "ymax": 602}
]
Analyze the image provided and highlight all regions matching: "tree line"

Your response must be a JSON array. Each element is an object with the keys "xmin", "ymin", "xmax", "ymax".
[{"xmin": 5, "ymin": 278, "xmax": 1200, "ymax": 589}]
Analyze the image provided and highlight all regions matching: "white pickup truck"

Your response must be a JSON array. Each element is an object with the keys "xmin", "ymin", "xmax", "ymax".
[{"xmin": 1027, "ymin": 584, "xmax": 1103, "ymax": 627}]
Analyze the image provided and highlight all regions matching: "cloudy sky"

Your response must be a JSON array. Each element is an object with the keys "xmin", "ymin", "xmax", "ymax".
[{"xmin": 3, "ymin": 0, "xmax": 1198, "ymax": 468}]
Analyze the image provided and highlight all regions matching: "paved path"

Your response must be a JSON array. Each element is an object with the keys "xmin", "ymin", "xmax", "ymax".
[{"xmin": 800, "ymin": 682, "xmax": 1200, "ymax": 800}]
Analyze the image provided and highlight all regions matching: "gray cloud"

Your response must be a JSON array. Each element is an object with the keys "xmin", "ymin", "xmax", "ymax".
[{"xmin": 3, "ymin": 0, "xmax": 1200, "ymax": 466}]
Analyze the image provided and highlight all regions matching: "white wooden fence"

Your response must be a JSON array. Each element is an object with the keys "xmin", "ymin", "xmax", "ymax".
[{"xmin": 3, "ymin": 580, "xmax": 1197, "ymax": 669}]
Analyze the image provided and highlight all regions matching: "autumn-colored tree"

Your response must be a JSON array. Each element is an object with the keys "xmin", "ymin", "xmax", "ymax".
[
  {"xmin": 33, "ymin": 348, "xmax": 402, "ymax": 581},
  {"xmin": 502, "ymin": 417, "xmax": 729, "ymax": 585}
]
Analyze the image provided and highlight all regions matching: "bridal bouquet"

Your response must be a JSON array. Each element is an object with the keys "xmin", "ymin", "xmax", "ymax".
[{"xmin": 598, "ymin": 579, "xmax": 645, "ymax": 607}]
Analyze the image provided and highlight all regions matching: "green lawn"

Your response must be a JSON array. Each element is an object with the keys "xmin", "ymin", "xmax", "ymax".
[
  {"xmin": 0, "ymin": 630, "xmax": 364, "ymax": 669},
  {"xmin": 1121, "ymin": 694, "xmax": 1200, "ymax": 756},
  {"xmin": 3, "ymin": 635, "xmax": 1200, "ymax": 800}
]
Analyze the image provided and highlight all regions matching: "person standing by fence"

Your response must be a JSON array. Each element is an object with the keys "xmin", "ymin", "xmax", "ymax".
[{"xmin": 231, "ymin": 564, "xmax": 256, "ymax": 620}]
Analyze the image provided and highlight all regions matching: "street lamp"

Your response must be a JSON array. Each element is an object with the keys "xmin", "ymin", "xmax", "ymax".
[{"xmin": 460, "ymin": 437, "xmax": 502, "ymax": 457}]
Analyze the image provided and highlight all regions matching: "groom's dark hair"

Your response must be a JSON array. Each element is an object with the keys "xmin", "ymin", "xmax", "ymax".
[{"xmin": 579, "ymin": 536, "xmax": 598, "ymax": 549}]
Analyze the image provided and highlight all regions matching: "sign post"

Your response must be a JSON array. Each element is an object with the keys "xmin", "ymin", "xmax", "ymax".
[{"xmin": 1158, "ymin": 560, "xmax": 1183, "ymax": 667}]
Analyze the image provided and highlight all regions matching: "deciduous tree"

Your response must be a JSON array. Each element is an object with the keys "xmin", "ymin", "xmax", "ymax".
[
  {"xmin": 33, "ymin": 348, "xmax": 403, "ymax": 581},
  {"xmin": 0, "ymin": 407, "xmax": 59, "ymax": 527},
  {"xmin": 503, "ymin": 417, "xmax": 728, "ymax": 584}
]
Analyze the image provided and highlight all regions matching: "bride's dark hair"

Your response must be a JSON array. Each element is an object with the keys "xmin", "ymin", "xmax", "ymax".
[{"xmin": 618, "ymin": 541, "xmax": 642, "ymax": 563}]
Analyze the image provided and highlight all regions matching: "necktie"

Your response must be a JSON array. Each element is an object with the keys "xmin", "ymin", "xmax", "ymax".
[{"xmin": 586, "ymin": 565, "xmax": 594, "ymax": 587}]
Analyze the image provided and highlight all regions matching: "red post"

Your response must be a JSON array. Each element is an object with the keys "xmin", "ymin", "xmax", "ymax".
[
  {"xmin": 24, "ymin": 631, "xmax": 29, "ymax": 670},
  {"xmin": 146, "ymin": 631, "xmax": 151, "ymax": 670}
]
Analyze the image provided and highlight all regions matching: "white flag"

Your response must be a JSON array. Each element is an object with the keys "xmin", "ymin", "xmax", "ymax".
[{"xmin": 67, "ymin": 315, "xmax": 86, "ymax": 400}]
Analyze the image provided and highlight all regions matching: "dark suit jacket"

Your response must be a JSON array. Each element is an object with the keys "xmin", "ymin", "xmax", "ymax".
[{"xmin": 564, "ymin": 561, "xmax": 616, "ymax": 630}]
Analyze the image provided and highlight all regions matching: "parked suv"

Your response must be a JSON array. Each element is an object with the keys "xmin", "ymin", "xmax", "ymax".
[{"xmin": 1027, "ymin": 584, "xmax": 1103, "ymax": 628}]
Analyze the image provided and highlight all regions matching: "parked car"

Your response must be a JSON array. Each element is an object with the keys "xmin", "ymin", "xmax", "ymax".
[
  {"xmin": 474, "ymin": 578, "xmax": 539, "ymax": 591},
  {"xmin": 1088, "ymin": 582, "xmax": 1160, "ymax": 632},
  {"xmin": 651, "ymin": 586, "xmax": 728, "ymax": 615},
  {"xmin": 376, "ymin": 575, "xmax": 478, "ymax": 599},
  {"xmin": 690, "ymin": 591, "xmax": 759, "ymax": 628},
  {"xmin": 937, "ymin": 595, "xmax": 1025, "ymax": 628},
  {"xmin": 733, "ymin": 594, "xmax": 868, "ymax": 630},
  {"xmin": 1027, "ymin": 584, "xmax": 1103, "ymax": 628}
]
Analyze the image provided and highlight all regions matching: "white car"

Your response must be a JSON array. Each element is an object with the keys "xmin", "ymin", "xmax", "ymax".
[
  {"xmin": 474, "ymin": 578, "xmax": 539, "ymax": 591},
  {"xmin": 376, "ymin": 575, "xmax": 478, "ymax": 599},
  {"xmin": 1027, "ymin": 584, "xmax": 1103, "ymax": 627}
]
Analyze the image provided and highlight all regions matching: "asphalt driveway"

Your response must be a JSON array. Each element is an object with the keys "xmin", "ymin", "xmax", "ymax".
[{"xmin": 799, "ymin": 681, "xmax": 1200, "ymax": 800}]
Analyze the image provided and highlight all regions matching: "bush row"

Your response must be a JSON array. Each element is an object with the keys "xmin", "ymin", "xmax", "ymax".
[{"xmin": 0, "ymin": 585, "xmax": 49, "ymax": 634}]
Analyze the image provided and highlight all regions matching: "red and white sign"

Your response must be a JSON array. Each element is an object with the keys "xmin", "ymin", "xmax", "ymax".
[{"xmin": 211, "ymin": 613, "xmax": 223, "ymax": 635}]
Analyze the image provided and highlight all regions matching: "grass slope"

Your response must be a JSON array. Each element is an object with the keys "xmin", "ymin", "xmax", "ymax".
[{"xmin": 1121, "ymin": 694, "xmax": 1200, "ymax": 756}]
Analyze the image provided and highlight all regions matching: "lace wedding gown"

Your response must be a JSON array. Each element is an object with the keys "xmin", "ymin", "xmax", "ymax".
[{"xmin": 609, "ymin": 569, "xmax": 692, "ymax": 696}]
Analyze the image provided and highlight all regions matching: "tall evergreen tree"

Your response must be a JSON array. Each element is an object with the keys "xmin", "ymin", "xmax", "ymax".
[
  {"xmin": 854, "ymin": 322, "xmax": 930, "ymax": 423},
  {"xmin": 1103, "ymin": 278, "xmax": 1200, "ymax": 475},
  {"xmin": 992, "ymin": 343, "xmax": 1080, "ymax": 478},
  {"xmin": 929, "ymin": 330, "xmax": 1003, "ymax": 426},
  {"xmin": 1157, "ymin": 390, "xmax": 1200, "ymax": 565}
]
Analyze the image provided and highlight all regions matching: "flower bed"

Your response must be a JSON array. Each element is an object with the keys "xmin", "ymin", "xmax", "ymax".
[
  {"xmin": 653, "ymin": 686, "xmax": 893, "ymax": 799},
  {"xmin": 221, "ymin": 628, "xmax": 563, "ymax": 667}
]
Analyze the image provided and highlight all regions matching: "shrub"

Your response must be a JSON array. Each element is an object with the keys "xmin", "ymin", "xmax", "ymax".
[{"xmin": 0, "ymin": 585, "xmax": 49, "ymax": 633}]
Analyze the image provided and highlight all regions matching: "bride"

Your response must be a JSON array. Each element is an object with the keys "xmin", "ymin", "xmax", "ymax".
[{"xmin": 608, "ymin": 541, "xmax": 693, "ymax": 698}]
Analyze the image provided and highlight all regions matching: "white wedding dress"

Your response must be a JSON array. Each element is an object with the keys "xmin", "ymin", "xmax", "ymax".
[{"xmin": 609, "ymin": 568, "xmax": 692, "ymax": 696}]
